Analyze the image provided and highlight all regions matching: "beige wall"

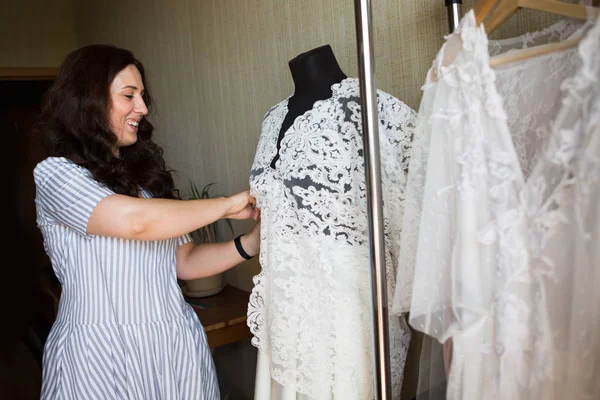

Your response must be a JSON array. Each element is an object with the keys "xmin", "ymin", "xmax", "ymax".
[
  {"xmin": 0, "ymin": 0, "xmax": 76, "ymax": 67},
  {"xmin": 72, "ymin": 0, "xmax": 560, "ymax": 292}
]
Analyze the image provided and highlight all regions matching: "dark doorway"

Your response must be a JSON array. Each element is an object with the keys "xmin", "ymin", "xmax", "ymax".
[{"xmin": 2, "ymin": 77, "xmax": 55, "ymax": 399}]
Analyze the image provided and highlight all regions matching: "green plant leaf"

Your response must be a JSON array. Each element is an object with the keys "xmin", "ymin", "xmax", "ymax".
[
  {"xmin": 190, "ymin": 180, "xmax": 201, "ymax": 199},
  {"xmin": 187, "ymin": 181, "xmax": 237, "ymax": 243},
  {"xmin": 201, "ymin": 183, "xmax": 217, "ymax": 199}
]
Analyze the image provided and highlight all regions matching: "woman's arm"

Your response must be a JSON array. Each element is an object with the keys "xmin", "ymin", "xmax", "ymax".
[
  {"xmin": 176, "ymin": 221, "xmax": 260, "ymax": 280},
  {"xmin": 87, "ymin": 190, "xmax": 256, "ymax": 241}
]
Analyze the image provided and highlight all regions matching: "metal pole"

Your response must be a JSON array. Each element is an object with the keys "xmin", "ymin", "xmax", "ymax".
[
  {"xmin": 353, "ymin": 1, "xmax": 391, "ymax": 399},
  {"xmin": 446, "ymin": 0, "xmax": 463, "ymax": 33}
]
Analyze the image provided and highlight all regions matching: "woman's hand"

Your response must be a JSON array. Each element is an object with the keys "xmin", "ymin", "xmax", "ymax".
[
  {"xmin": 240, "ymin": 216, "xmax": 261, "ymax": 257},
  {"xmin": 225, "ymin": 189, "xmax": 258, "ymax": 220}
]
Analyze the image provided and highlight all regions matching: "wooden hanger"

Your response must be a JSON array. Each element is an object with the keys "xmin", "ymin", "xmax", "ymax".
[{"xmin": 473, "ymin": 0, "xmax": 599, "ymax": 67}]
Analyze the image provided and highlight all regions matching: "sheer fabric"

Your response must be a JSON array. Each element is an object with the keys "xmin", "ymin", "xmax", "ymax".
[
  {"xmin": 392, "ymin": 10, "xmax": 600, "ymax": 400},
  {"xmin": 248, "ymin": 78, "xmax": 416, "ymax": 399}
]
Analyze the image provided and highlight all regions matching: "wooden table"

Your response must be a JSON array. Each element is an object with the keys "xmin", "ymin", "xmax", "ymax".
[{"xmin": 184, "ymin": 285, "xmax": 253, "ymax": 349}]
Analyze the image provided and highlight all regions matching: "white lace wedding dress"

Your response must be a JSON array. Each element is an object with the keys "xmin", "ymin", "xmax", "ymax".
[
  {"xmin": 248, "ymin": 77, "xmax": 416, "ymax": 400},
  {"xmin": 392, "ymin": 10, "xmax": 600, "ymax": 400}
]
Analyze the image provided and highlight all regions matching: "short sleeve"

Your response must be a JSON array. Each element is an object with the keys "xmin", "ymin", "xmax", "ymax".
[
  {"xmin": 34, "ymin": 157, "xmax": 115, "ymax": 238},
  {"xmin": 177, "ymin": 233, "xmax": 193, "ymax": 247}
]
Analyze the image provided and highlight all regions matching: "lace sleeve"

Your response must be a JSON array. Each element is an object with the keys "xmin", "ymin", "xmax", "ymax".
[
  {"xmin": 377, "ymin": 91, "xmax": 417, "ymax": 398},
  {"xmin": 379, "ymin": 91, "xmax": 417, "ymax": 291},
  {"xmin": 392, "ymin": 12, "xmax": 523, "ymax": 345},
  {"xmin": 390, "ymin": 17, "xmax": 472, "ymax": 317}
]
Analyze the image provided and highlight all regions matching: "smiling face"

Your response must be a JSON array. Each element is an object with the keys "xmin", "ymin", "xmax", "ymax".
[{"xmin": 108, "ymin": 64, "xmax": 148, "ymax": 155}]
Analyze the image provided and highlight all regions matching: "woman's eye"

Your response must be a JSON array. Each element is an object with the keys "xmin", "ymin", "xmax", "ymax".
[{"xmin": 125, "ymin": 94, "xmax": 134, "ymax": 99}]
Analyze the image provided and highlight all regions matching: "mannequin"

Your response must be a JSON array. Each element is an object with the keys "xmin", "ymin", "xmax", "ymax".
[
  {"xmin": 270, "ymin": 44, "xmax": 347, "ymax": 168},
  {"xmin": 250, "ymin": 44, "xmax": 417, "ymax": 399}
]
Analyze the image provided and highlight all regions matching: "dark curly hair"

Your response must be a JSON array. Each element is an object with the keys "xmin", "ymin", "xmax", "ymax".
[{"xmin": 37, "ymin": 44, "xmax": 177, "ymax": 199}]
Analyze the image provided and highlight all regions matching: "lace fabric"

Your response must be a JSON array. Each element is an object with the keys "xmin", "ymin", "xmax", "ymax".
[
  {"xmin": 248, "ymin": 78, "xmax": 416, "ymax": 399},
  {"xmin": 392, "ymin": 10, "xmax": 600, "ymax": 400}
]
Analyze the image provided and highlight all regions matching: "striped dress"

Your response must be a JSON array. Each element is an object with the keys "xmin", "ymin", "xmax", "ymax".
[{"xmin": 34, "ymin": 157, "xmax": 220, "ymax": 399}]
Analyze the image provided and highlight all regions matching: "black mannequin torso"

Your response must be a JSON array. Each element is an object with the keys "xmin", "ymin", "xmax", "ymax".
[{"xmin": 270, "ymin": 45, "xmax": 347, "ymax": 169}]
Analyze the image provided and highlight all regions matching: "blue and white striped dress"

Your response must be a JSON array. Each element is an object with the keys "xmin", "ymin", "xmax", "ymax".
[{"xmin": 34, "ymin": 157, "xmax": 220, "ymax": 399}]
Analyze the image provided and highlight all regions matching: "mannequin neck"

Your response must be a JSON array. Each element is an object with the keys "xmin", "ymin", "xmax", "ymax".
[
  {"xmin": 269, "ymin": 45, "xmax": 346, "ymax": 170},
  {"xmin": 288, "ymin": 45, "xmax": 347, "ymax": 99}
]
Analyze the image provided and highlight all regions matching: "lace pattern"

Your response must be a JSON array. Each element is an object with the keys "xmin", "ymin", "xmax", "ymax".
[
  {"xmin": 248, "ymin": 78, "xmax": 416, "ymax": 399},
  {"xmin": 392, "ymin": 10, "xmax": 600, "ymax": 399}
]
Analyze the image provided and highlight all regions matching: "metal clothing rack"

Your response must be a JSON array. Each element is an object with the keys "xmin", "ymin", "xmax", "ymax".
[
  {"xmin": 446, "ymin": 0, "xmax": 463, "ymax": 32},
  {"xmin": 353, "ymin": 0, "xmax": 391, "ymax": 398},
  {"xmin": 353, "ymin": 1, "xmax": 462, "ymax": 398}
]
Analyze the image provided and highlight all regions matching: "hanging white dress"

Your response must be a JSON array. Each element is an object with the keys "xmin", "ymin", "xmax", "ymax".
[
  {"xmin": 248, "ymin": 77, "xmax": 416, "ymax": 400},
  {"xmin": 392, "ymin": 9, "xmax": 600, "ymax": 400}
]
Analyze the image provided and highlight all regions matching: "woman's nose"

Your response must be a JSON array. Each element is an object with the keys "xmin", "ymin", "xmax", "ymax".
[{"xmin": 136, "ymin": 98, "xmax": 148, "ymax": 116}]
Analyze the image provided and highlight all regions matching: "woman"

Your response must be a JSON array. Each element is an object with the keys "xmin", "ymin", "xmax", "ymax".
[{"xmin": 33, "ymin": 44, "xmax": 259, "ymax": 399}]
